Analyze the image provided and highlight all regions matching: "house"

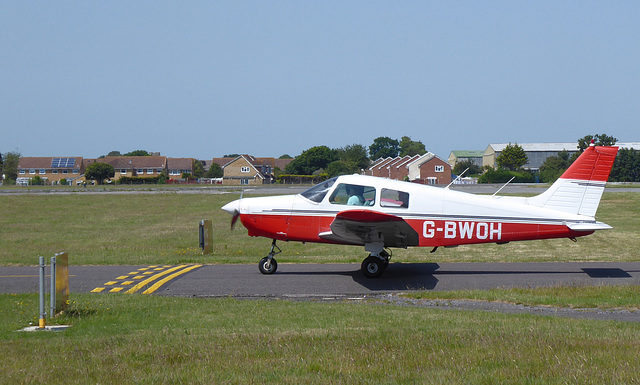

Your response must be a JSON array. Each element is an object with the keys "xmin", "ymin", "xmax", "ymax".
[
  {"xmin": 407, "ymin": 153, "xmax": 452, "ymax": 185},
  {"xmin": 483, "ymin": 143, "xmax": 578, "ymax": 171},
  {"xmin": 221, "ymin": 155, "xmax": 275, "ymax": 185},
  {"xmin": 93, "ymin": 156, "xmax": 167, "ymax": 181},
  {"xmin": 16, "ymin": 157, "xmax": 85, "ymax": 185},
  {"xmin": 367, "ymin": 153, "xmax": 452, "ymax": 185},
  {"xmin": 367, "ymin": 155, "xmax": 421, "ymax": 180},
  {"xmin": 167, "ymin": 158, "xmax": 195, "ymax": 179},
  {"xmin": 448, "ymin": 150, "xmax": 484, "ymax": 168}
]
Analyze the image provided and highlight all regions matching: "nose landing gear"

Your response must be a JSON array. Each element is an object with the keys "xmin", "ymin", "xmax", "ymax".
[{"xmin": 258, "ymin": 239, "xmax": 281, "ymax": 275}]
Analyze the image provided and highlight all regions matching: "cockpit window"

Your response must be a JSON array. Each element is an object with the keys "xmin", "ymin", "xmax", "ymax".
[
  {"xmin": 381, "ymin": 189, "xmax": 409, "ymax": 208},
  {"xmin": 329, "ymin": 183, "xmax": 376, "ymax": 206},
  {"xmin": 300, "ymin": 178, "xmax": 337, "ymax": 203}
]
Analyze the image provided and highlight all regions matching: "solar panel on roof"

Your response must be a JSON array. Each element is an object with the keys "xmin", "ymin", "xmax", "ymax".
[{"xmin": 51, "ymin": 158, "xmax": 75, "ymax": 168}]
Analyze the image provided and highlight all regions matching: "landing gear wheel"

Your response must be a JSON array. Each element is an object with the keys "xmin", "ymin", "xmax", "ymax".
[
  {"xmin": 258, "ymin": 257, "xmax": 278, "ymax": 275},
  {"xmin": 361, "ymin": 256, "xmax": 385, "ymax": 278}
]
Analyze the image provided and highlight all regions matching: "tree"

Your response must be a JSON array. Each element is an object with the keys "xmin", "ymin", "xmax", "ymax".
[
  {"xmin": 285, "ymin": 146, "xmax": 336, "ymax": 175},
  {"xmin": 0, "ymin": 152, "xmax": 3, "ymax": 176},
  {"xmin": 539, "ymin": 150, "xmax": 571, "ymax": 183},
  {"xmin": 399, "ymin": 136, "xmax": 426, "ymax": 157},
  {"xmin": 205, "ymin": 163, "xmax": 223, "ymax": 178},
  {"xmin": 336, "ymin": 144, "xmax": 370, "ymax": 170},
  {"xmin": 124, "ymin": 150, "xmax": 150, "ymax": 157},
  {"xmin": 610, "ymin": 148, "xmax": 640, "ymax": 182},
  {"xmin": 497, "ymin": 143, "xmax": 528, "ymax": 171},
  {"xmin": 192, "ymin": 160, "xmax": 206, "ymax": 178},
  {"xmin": 279, "ymin": 154, "xmax": 293, "ymax": 159},
  {"xmin": 2, "ymin": 151, "xmax": 20, "ymax": 183},
  {"xmin": 452, "ymin": 159, "xmax": 482, "ymax": 176},
  {"xmin": 577, "ymin": 134, "xmax": 617, "ymax": 151},
  {"xmin": 369, "ymin": 137, "xmax": 400, "ymax": 160},
  {"xmin": 85, "ymin": 162, "xmax": 115, "ymax": 185},
  {"xmin": 326, "ymin": 160, "xmax": 357, "ymax": 178}
]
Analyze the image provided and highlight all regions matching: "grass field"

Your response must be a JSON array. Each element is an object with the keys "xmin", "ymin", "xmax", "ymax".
[
  {"xmin": 2, "ymin": 187, "xmax": 639, "ymax": 383},
  {"xmin": 1, "ymin": 190, "xmax": 639, "ymax": 266},
  {"xmin": 2, "ymin": 293, "xmax": 640, "ymax": 384}
]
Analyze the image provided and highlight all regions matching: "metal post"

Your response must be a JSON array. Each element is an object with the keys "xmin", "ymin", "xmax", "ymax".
[
  {"xmin": 39, "ymin": 257, "xmax": 46, "ymax": 329},
  {"xmin": 50, "ymin": 256, "xmax": 56, "ymax": 318}
]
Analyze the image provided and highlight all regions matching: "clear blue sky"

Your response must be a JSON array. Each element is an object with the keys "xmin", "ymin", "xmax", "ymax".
[{"xmin": 1, "ymin": 1, "xmax": 638, "ymax": 160}]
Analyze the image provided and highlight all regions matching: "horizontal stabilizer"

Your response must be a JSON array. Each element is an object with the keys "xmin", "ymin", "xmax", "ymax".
[{"xmin": 566, "ymin": 222, "xmax": 613, "ymax": 231}]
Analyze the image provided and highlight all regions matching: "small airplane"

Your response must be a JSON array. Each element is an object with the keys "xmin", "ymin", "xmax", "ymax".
[{"xmin": 222, "ymin": 143, "xmax": 618, "ymax": 278}]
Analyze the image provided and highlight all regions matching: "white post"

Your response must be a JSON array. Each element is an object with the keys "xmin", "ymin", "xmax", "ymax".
[{"xmin": 39, "ymin": 257, "xmax": 46, "ymax": 329}]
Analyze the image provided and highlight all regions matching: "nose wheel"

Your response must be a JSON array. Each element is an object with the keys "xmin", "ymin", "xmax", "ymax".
[{"xmin": 258, "ymin": 239, "xmax": 281, "ymax": 275}]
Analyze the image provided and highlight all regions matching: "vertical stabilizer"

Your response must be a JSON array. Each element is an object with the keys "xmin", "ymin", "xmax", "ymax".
[{"xmin": 527, "ymin": 145, "xmax": 618, "ymax": 217}]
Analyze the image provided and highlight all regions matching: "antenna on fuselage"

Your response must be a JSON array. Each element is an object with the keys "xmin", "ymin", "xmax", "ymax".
[
  {"xmin": 445, "ymin": 168, "xmax": 469, "ymax": 190},
  {"xmin": 492, "ymin": 176, "xmax": 516, "ymax": 197}
]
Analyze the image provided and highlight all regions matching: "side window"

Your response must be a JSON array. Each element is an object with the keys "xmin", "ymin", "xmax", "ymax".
[
  {"xmin": 329, "ymin": 184, "xmax": 376, "ymax": 206},
  {"xmin": 381, "ymin": 189, "xmax": 409, "ymax": 208}
]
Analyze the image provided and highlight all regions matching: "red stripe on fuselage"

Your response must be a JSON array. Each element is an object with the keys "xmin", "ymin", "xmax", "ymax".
[{"xmin": 240, "ymin": 213, "xmax": 592, "ymax": 247}]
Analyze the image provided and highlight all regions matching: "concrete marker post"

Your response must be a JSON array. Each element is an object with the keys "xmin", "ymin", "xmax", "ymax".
[{"xmin": 50, "ymin": 256, "xmax": 56, "ymax": 318}]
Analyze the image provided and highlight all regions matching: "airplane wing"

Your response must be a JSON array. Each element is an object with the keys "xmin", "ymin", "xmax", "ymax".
[{"xmin": 319, "ymin": 210, "xmax": 420, "ymax": 248}]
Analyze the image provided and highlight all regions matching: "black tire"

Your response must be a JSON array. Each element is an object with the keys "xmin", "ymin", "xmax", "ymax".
[
  {"xmin": 258, "ymin": 257, "xmax": 277, "ymax": 274},
  {"xmin": 361, "ymin": 256, "xmax": 384, "ymax": 278}
]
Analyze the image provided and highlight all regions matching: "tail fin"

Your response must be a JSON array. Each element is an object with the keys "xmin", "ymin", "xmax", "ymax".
[{"xmin": 527, "ymin": 144, "xmax": 618, "ymax": 217}]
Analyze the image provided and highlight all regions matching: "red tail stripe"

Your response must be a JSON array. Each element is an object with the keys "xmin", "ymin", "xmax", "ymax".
[{"xmin": 560, "ymin": 146, "xmax": 618, "ymax": 182}]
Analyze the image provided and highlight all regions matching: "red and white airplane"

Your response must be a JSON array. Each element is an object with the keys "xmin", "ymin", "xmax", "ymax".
[{"xmin": 222, "ymin": 143, "xmax": 618, "ymax": 278}]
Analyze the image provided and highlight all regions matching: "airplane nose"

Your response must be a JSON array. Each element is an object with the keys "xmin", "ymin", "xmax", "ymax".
[{"xmin": 221, "ymin": 200, "xmax": 240, "ymax": 215}]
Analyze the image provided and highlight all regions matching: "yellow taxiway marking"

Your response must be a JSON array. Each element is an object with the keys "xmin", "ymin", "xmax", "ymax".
[
  {"xmin": 125, "ymin": 265, "xmax": 190, "ymax": 294},
  {"xmin": 91, "ymin": 264, "xmax": 202, "ymax": 295},
  {"xmin": 142, "ymin": 265, "xmax": 203, "ymax": 294}
]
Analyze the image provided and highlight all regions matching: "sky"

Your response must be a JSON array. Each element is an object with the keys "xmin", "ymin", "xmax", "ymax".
[{"xmin": 1, "ymin": 1, "xmax": 639, "ymax": 160}]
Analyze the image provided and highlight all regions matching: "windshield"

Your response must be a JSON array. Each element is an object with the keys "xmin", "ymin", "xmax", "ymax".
[{"xmin": 300, "ymin": 177, "xmax": 337, "ymax": 203}]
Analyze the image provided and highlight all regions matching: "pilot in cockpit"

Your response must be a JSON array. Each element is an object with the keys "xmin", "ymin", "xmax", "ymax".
[{"xmin": 346, "ymin": 185, "xmax": 366, "ymax": 206}]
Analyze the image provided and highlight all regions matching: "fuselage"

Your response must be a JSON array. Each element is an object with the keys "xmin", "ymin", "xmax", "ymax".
[{"xmin": 222, "ymin": 174, "xmax": 599, "ymax": 249}]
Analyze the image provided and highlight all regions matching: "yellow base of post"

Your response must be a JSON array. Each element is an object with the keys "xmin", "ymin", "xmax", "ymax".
[{"xmin": 39, "ymin": 318, "xmax": 46, "ymax": 329}]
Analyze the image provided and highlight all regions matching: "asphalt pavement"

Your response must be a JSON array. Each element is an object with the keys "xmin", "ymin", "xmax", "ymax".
[{"xmin": 3, "ymin": 261, "xmax": 640, "ymax": 297}]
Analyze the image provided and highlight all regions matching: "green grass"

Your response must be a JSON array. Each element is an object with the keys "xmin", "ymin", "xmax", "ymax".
[
  {"xmin": 2, "ymin": 293, "xmax": 640, "ymax": 384},
  {"xmin": 0, "ymin": 190, "xmax": 638, "ymax": 266},
  {"xmin": 404, "ymin": 285, "xmax": 640, "ymax": 310}
]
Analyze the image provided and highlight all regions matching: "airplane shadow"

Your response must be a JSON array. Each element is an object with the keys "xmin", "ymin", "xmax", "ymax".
[
  {"xmin": 352, "ymin": 263, "xmax": 441, "ymax": 291},
  {"xmin": 278, "ymin": 263, "xmax": 441, "ymax": 291},
  {"xmin": 277, "ymin": 263, "xmax": 639, "ymax": 292}
]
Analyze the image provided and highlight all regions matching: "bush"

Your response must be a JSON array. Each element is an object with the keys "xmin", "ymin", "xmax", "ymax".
[
  {"xmin": 479, "ymin": 169, "xmax": 535, "ymax": 184},
  {"xmin": 117, "ymin": 176, "xmax": 161, "ymax": 185},
  {"xmin": 276, "ymin": 174, "xmax": 328, "ymax": 184},
  {"xmin": 29, "ymin": 176, "xmax": 45, "ymax": 185}
]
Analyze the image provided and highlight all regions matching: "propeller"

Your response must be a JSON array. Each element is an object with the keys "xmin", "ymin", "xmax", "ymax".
[
  {"xmin": 222, "ymin": 188, "xmax": 243, "ymax": 230},
  {"xmin": 230, "ymin": 209, "xmax": 240, "ymax": 229}
]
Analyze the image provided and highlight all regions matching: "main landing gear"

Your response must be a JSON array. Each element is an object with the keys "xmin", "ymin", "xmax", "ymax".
[
  {"xmin": 360, "ymin": 249, "xmax": 391, "ymax": 278},
  {"xmin": 257, "ymin": 239, "xmax": 391, "ymax": 278},
  {"xmin": 258, "ymin": 239, "xmax": 281, "ymax": 275}
]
